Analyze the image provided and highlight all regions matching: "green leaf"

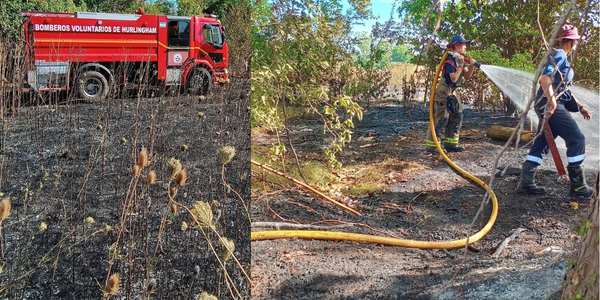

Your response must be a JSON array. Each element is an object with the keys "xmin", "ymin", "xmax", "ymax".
[{"xmin": 588, "ymin": 274, "xmax": 597, "ymax": 288}]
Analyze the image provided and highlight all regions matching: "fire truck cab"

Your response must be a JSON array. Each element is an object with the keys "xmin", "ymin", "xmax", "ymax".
[{"xmin": 21, "ymin": 9, "xmax": 229, "ymax": 99}]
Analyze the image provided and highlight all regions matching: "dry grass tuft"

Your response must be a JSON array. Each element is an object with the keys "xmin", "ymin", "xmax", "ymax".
[
  {"xmin": 175, "ymin": 170, "xmax": 187, "ymax": 186},
  {"xmin": 167, "ymin": 158, "xmax": 182, "ymax": 181},
  {"xmin": 104, "ymin": 273, "xmax": 119, "ymax": 294},
  {"xmin": 137, "ymin": 148, "xmax": 148, "ymax": 167},
  {"xmin": 83, "ymin": 216, "xmax": 95, "ymax": 226},
  {"xmin": 197, "ymin": 291, "xmax": 218, "ymax": 300},
  {"xmin": 132, "ymin": 165, "xmax": 141, "ymax": 176},
  {"xmin": 388, "ymin": 63, "xmax": 418, "ymax": 86},
  {"xmin": 189, "ymin": 201, "xmax": 213, "ymax": 228},
  {"xmin": 39, "ymin": 222, "xmax": 48, "ymax": 232},
  {"xmin": 147, "ymin": 171, "xmax": 156, "ymax": 184},
  {"xmin": 220, "ymin": 146, "xmax": 236, "ymax": 165},
  {"xmin": 218, "ymin": 237, "xmax": 235, "ymax": 262},
  {"xmin": 0, "ymin": 198, "xmax": 10, "ymax": 221}
]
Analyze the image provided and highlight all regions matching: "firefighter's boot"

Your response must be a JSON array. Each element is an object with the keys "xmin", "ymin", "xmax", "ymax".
[
  {"xmin": 567, "ymin": 165, "xmax": 593, "ymax": 198},
  {"xmin": 518, "ymin": 161, "xmax": 546, "ymax": 195}
]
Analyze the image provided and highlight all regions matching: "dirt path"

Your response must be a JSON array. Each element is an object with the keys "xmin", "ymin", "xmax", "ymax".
[{"xmin": 251, "ymin": 102, "xmax": 596, "ymax": 299}]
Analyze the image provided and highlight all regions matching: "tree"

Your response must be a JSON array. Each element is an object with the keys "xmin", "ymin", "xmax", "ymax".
[
  {"xmin": 391, "ymin": 45, "xmax": 414, "ymax": 62},
  {"xmin": 0, "ymin": 0, "xmax": 86, "ymax": 37},
  {"xmin": 145, "ymin": 0, "xmax": 177, "ymax": 16},
  {"xmin": 561, "ymin": 172, "xmax": 599, "ymax": 300},
  {"xmin": 396, "ymin": 0, "xmax": 599, "ymax": 89},
  {"xmin": 354, "ymin": 34, "xmax": 393, "ymax": 69},
  {"xmin": 176, "ymin": 0, "xmax": 206, "ymax": 17},
  {"xmin": 251, "ymin": 0, "xmax": 377, "ymax": 169}
]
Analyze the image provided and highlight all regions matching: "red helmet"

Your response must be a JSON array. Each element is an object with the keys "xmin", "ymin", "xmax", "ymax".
[{"xmin": 558, "ymin": 25, "xmax": 582, "ymax": 40}]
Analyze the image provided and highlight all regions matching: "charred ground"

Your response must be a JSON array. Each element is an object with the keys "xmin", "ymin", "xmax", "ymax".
[
  {"xmin": 251, "ymin": 101, "xmax": 597, "ymax": 299},
  {"xmin": 0, "ymin": 80, "xmax": 251, "ymax": 299}
]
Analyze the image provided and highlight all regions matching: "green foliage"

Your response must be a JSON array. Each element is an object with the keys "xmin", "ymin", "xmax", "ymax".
[
  {"xmin": 569, "ymin": 259, "xmax": 578, "ymax": 266},
  {"xmin": 0, "ymin": 0, "xmax": 87, "ymax": 37},
  {"xmin": 468, "ymin": 47, "xmax": 536, "ymax": 73},
  {"xmin": 176, "ymin": 0, "xmax": 206, "ymax": 17},
  {"xmin": 391, "ymin": 45, "xmax": 414, "ymax": 63},
  {"xmin": 354, "ymin": 34, "xmax": 393, "ymax": 69},
  {"xmin": 251, "ymin": 0, "xmax": 375, "ymax": 169},
  {"xmin": 322, "ymin": 96, "xmax": 363, "ymax": 168},
  {"xmin": 397, "ymin": 0, "xmax": 598, "ymax": 90},
  {"xmin": 145, "ymin": 0, "xmax": 177, "ymax": 15},
  {"xmin": 220, "ymin": 1, "xmax": 250, "ymax": 78},
  {"xmin": 588, "ymin": 274, "xmax": 597, "ymax": 288},
  {"xmin": 578, "ymin": 220, "xmax": 592, "ymax": 236}
]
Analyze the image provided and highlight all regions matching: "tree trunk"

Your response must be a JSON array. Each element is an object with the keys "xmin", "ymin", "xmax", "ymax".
[
  {"xmin": 561, "ymin": 171, "xmax": 599, "ymax": 300},
  {"xmin": 485, "ymin": 125, "xmax": 534, "ymax": 143}
]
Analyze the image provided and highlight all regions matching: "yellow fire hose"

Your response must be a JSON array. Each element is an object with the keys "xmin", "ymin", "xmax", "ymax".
[{"xmin": 251, "ymin": 51, "xmax": 499, "ymax": 249}]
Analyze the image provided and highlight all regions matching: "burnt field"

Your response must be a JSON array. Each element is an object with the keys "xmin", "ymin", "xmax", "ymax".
[
  {"xmin": 251, "ymin": 102, "xmax": 597, "ymax": 299},
  {"xmin": 0, "ymin": 80, "xmax": 251, "ymax": 299}
]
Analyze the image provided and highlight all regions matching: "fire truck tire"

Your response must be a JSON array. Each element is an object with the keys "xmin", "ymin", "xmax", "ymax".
[
  {"xmin": 186, "ymin": 67, "xmax": 211, "ymax": 96},
  {"xmin": 78, "ymin": 71, "xmax": 109, "ymax": 100}
]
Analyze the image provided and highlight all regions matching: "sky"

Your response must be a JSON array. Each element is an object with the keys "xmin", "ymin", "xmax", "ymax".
[{"xmin": 348, "ymin": 0, "xmax": 397, "ymax": 35}]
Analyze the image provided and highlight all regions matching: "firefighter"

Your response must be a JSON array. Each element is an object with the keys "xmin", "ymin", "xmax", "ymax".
[
  {"xmin": 518, "ymin": 24, "xmax": 593, "ymax": 198},
  {"xmin": 425, "ymin": 35, "xmax": 478, "ymax": 153}
]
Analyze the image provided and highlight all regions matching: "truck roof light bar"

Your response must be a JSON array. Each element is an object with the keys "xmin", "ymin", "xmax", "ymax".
[
  {"xmin": 75, "ymin": 12, "xmax": 142, "ymax": 21},
  {"xmin": 21, "ymin": 11, "xmax": 75, "ymax": 18}
]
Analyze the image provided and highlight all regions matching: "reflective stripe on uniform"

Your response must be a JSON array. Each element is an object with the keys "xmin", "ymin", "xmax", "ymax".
[
  {"xmin": 526, "ymin": 155, "xmax": 542, "ymax": 164},
  {"xmin": 426, "ymin": 140, "xmax": 438, "ymax": 147},
  {"xmin": 444, "ymin": 137, "xmax": 459, "ymax": 145},
  {"xmin": 567, "ymin": 154, "xmax": 585, "ymax": 164}
]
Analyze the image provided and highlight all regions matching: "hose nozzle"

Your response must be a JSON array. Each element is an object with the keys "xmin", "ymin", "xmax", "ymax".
[
  {"xmin": 451, "ymin": 53, "xmax": 481, "ymax": 68},
  {"xmin": 463, "ymin": 58, "xmax": 481, "ymax": 68}
]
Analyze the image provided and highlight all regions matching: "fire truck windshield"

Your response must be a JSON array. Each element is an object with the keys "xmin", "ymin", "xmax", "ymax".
[{"xmin": 202, "ymin": 24, "xmax": 223, "ymax": 49}]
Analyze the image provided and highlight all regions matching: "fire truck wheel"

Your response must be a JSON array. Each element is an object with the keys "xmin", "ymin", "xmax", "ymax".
[
  {"xmin": 186, "ymin": 67, "xmax": 211, "ymax": 96},
  {"xmin": 78, "ymin": 71, "xmax": 109, "ymax": 100}
]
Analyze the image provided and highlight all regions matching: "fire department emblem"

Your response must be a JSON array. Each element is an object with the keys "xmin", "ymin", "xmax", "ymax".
[{"xmin": 172, "ymin": 53, "xmax": 183, "ymax": 65}]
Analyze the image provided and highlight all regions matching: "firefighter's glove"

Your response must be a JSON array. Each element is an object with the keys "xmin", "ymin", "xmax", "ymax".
[{"xmin": 446, "ymin": 95, "xmax": 460, "ymax": 114}]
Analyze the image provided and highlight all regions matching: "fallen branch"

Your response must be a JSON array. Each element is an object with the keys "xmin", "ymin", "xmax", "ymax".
[
  {"xmin": 251, "ymin": 222, "xmax": 355, "ymax": 230},
  {"xmin": 491, "ymin": 227, "xmax": 527, "ymax": 258},
  {"xmin": 251, "ymin": 160, "xmax": 361, "ymax": 216}
]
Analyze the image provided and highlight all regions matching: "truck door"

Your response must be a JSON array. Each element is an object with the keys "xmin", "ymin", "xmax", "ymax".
[{"xmin": 165, "ymin": 18, "xmax": 191, "ymax": 86}]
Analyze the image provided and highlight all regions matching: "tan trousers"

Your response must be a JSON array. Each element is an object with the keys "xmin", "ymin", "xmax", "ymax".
[{"xmin": 425, "ymin": 82, "xmax": 463, "ymax": 149}]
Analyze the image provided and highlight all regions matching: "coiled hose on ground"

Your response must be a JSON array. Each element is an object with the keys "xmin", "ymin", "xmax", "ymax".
[{"xmin": 251, "ymin": 51, "xmax": 499, "ymax": 249}]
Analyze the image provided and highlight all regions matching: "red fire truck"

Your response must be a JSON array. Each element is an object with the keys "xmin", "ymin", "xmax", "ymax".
[{"xmin": 21, "ymin": 9, "xmax": 229, "ymax": 99}]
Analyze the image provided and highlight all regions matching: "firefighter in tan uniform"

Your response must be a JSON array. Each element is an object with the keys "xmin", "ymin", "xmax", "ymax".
[{"xmin": 426, "ymin": 35, "xmax": 478, "ymax": 153}]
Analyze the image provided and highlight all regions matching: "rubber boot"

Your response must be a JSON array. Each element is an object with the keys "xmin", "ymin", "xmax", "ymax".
[
  {"xmin": 567, "ymin": 165, "xmax": 593, "ymax": 198},
  {"xmin": 445, "ymin": 145, "xmax": 464, "ymax": 152},
  {"xmin": 518, "ymin": 161, "xmax": 546, "ymax": 195}
]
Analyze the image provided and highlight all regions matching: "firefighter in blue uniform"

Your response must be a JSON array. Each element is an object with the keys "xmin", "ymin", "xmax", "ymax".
[
  {"xmin": 426, "ymin": 35, "xmax": 478, "ymax": 153},
  {"xmin": 518, "ymin": 24, "xmax": 593, "ymax": 198}
]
